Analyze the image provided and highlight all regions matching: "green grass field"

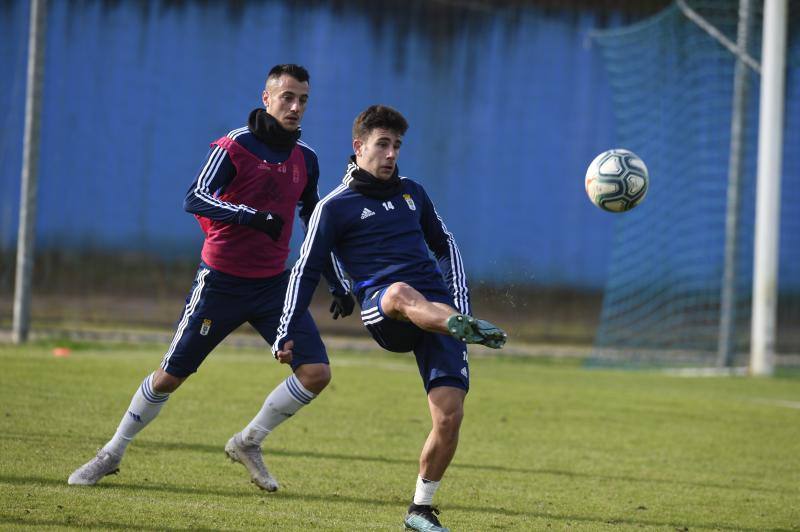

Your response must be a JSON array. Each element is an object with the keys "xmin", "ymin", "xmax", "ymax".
[{"xmin": 1, "ymin": 341, "xmax": 799, "ymax": 531}]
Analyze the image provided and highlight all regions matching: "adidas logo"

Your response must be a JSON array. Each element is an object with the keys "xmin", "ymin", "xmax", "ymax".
[{"xmin": 360, "ymin": 207, "xmax": 375, "ymax": 220}]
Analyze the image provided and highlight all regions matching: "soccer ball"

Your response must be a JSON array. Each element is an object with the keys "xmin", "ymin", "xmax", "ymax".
[{"xmin": 584, "ymin": 149, "xmax": 649, "ymax": 213}]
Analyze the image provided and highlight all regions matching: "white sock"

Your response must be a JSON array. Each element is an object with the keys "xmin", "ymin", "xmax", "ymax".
[
  {"xmin": 102, "ymin": 372, "xmax": 170, "ymax": 457},
  {"xmin": 413, "ymin": 475, "xmax": 441, "ymax": 506},
  {"xmin": 240, "ymin": 374, "xmax": 316, "ymax": 446}
]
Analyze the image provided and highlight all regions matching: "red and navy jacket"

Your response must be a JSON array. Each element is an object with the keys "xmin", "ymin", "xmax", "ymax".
[{"xmin": 183, "ymin": 121, "xmax": 349, "ymax": 293}]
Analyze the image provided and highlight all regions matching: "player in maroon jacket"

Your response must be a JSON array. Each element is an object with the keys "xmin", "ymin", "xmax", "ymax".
[{"xmin": 68, "ymin": 65, "xmax": 353, "ymax": 490}]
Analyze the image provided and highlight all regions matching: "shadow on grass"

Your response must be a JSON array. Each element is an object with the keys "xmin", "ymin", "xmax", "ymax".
[
  {"xmin": 2, "ymin": 430, "xmax": 794, "ymax": 498},
  {"xmin": 0, "ymin": 473, "xmax": 794, "ymax": 532},
  {"xmin": 138, "ymin": 438, "xmax": 795, "ymax": 497},
  {"xmin": 0, "ymin": 515, "xmax": 241, "ymax": 532}
]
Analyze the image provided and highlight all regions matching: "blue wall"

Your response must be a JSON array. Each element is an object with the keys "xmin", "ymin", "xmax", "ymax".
[{"xmin": 0, "ymin": 0, "xmax": 625, "ymax": 289}]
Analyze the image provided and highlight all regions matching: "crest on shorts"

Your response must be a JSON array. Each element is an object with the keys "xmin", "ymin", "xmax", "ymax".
[
  {"xmin": 403, "ymin": 194, "xmax": 416, "ymax": 211},
  {"xmin": 200, "ymin": 319, "xmax": 212, "ymax": 336}
]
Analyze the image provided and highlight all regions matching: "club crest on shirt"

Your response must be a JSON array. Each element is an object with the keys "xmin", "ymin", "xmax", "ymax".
[
  {"xmin": 200, "ymin": 319, "xmax": 212, "ymax": 336},
  {"xmin": 403, "ymin": 194, "xmax": 416, "ymax": 211}
]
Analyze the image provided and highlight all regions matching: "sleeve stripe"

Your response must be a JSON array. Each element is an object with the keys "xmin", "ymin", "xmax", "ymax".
[
  {"xmin": 342, "ymin": 162, "xmax": 357, "ymax": 186},
  {"xmin": 330, "ymin": 253, "xmax": 351, "ymax": 292},
  {"xmin": 297, "ymin": 139, "xmax": 317, "ymax": 156},
  {"xmin": 227, "ymin": 126, "xmax": 249, "ymax": 139},
  {"xmin": 193, "ymin": 147, "xmax": 241, "ymax": 213},
  {"xmin": 273, "ymin": 184, "xmax": 348, "ymax": 353},
  {"xmin": 192, "ymin": 143, "xmax": 256, "ymax": 215},
  {"xmin": 433, "ymin": 207, "xmax": 470, "ymax": 315}
]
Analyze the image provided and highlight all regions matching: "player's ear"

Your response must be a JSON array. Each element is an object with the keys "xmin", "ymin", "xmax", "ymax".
[
  {"xmin": 262, "ymin": 90, "xmax": 270, "ymax": 110},
  {"xmin": 352, "ymin": 138, "xmax": 363, "ymax": 157}
]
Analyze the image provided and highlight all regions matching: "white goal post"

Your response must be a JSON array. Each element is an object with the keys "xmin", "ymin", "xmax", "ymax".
[
  {"xmin": 677, "ymin": 0, "xmax": 789, "ymax": 374},
  {"xmin": 751, "ymin": 0, "xmax": 788, "ymax": 376}
]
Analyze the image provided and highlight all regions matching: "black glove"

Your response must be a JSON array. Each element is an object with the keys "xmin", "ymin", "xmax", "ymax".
[
  {"xmin": 247, "ymin": 211, "xmax": 284, "ymax": 241},
  {"xmin": 329, "ymin": 293, "xmax": 355, "ymax": 320}
]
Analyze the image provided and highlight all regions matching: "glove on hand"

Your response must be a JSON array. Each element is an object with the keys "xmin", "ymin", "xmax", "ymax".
[
  {"xmin": 329, "ymin": 293, "xmax": 355, "ymax": 320},
  {"xmin": 247, "ymin": 211, "xmax": 284, "ymax": 241}
]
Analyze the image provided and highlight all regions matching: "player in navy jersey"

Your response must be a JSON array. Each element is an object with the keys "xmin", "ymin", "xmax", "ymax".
[
  {"xmin": 68, "ymin": 64, "xmax": 354, "ymax": 490},
  {"xmin": 274, "ymin": 105, "xmax": 506, "ymax": 531}
]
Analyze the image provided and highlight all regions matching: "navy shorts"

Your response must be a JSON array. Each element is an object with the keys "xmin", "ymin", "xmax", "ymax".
[
  {"xmin": 160, "ymin": 264, "xmax": 327, "ymax": 377},
  {"xmin": 360, "ymin": 285, "xmax": 469, "ymax": 393}
]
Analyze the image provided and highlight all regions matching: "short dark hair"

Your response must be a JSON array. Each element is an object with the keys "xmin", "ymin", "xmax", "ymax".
[
  {"xmin": 266, "ymin": 64, "xmax": 310, "ymax": 85},
  {"xmin": 352, "ymin": 105, "xmax": 409, "ymax": 140}
]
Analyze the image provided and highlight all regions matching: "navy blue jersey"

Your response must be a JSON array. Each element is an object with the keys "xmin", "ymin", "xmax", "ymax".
[{"xmin": 275, "ymin": 161, "xmax": 470, "ymax": 352}]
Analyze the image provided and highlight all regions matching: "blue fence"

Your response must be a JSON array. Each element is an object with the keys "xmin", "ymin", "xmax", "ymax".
[{"xmin": 2, "ymin": 1, "xmax": 649, "ymax": 290}]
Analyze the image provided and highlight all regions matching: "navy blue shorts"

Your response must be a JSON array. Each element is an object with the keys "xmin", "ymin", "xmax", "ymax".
[
  {"xmin": 360, "ymin": 285, "xmax": 469, "ymax": 393},
  {"xmin": 160, "ymin": 264, "xmax": 327, "ymax": 377}
]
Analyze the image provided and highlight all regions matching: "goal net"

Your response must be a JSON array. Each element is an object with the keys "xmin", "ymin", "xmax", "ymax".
[{"xmin": 589, "ymin": 1, "xmax": 800, "ymax": 367}]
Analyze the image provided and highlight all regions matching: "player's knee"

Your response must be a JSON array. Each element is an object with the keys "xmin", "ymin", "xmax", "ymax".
[
  {"xmin": 382, "ymin": 282, "xmax": 419, "ymax": 313},
  {"xmin": 434, "ymin": 407, "xmax": 464, "ymax": 437},
  {"xmin": 295, "ymin": 363, "xmax": 331, "ymax": 394},
  {"xmin": 152, "ymin": 368, "xmax": 186, "ymax": 393}
]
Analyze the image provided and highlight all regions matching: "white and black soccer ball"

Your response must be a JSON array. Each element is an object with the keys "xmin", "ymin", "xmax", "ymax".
[{"xmin": 584, "ymin": 149, "xmax": 649, "ymax": 213}]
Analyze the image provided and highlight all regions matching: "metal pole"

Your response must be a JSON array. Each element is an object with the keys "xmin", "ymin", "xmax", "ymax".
[
  {"xmin": 717, "ymin": 0, "xmax": 754, "ymax": 368},
  {"xmin": 751, "ymin": 0, "xmax": 788, "ymax": 376},
  {"xmin": 12, "ymin": 0, "xmax": 47, "ymax": 344}
]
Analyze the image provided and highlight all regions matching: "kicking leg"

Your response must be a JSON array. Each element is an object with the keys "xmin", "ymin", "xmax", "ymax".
[
  {"xmin": 380, "ymin": 282, "xmax": 459, "ymax": 334},
  {"xmin": 381, "ymin": 282, "xmax": 507, "ymax": 348}
]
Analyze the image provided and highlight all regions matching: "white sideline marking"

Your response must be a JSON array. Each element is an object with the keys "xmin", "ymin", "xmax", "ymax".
[
  {"xmin": 662, "ymin": 367, "xmax": 748, "ymax": 377},
  {"xmin": 751, "ymin": 398, "xmax": 800, "ymax": 410}
]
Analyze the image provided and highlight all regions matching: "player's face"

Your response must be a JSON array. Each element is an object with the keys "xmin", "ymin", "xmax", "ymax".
[
  {"xmin": 262, "ymin": 75, "xmax": 309, "ymax": 132},
  {"xmin": 353, "ymin": 128, "xmax": 402, "ymax": 180}
]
